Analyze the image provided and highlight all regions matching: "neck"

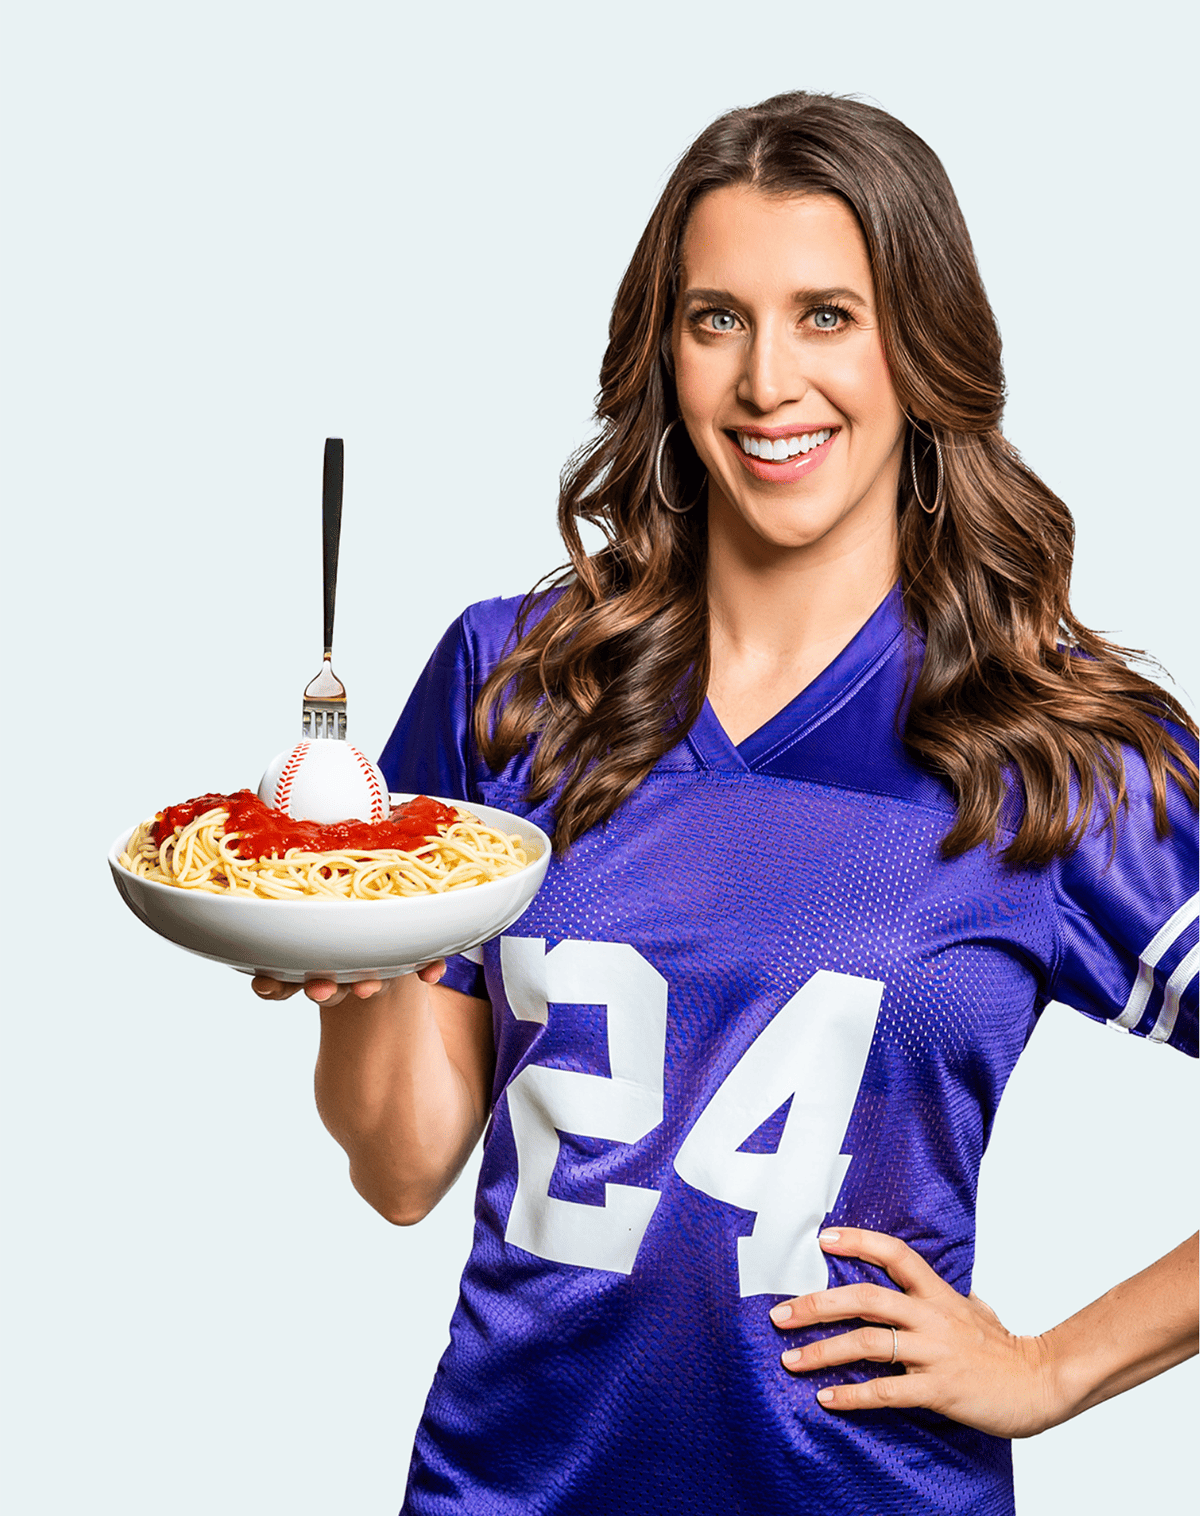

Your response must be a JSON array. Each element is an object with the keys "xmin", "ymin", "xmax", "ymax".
[{"xmin": 704, "ymin": 500, "xmax": 899, "ymax": 745}]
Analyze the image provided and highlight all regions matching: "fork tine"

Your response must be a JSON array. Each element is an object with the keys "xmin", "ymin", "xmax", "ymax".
[
  {"xmin": 301, "ymin": 656, "xmax": 347, "ymax": 740},
  {"xmin": 298, "ymin": 698, "xmax": 350, "ymax": 742}
]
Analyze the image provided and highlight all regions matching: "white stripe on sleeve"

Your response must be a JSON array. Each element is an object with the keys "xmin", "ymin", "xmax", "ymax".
[
  {"xmin": 1148, "ymin": 942, "xmax": 1200, "ymax": 1044},
  {"xmin": 1114, "ymin": 891, "xmax": 1200, "ymax": 1030}
]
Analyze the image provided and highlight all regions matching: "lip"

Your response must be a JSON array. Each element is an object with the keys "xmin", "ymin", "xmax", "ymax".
[
  {"xmin": 725, "ymin": 426, "xmax": 838, "ymax": 483},
  {"xmin": 729, "ymin": 422, "xmax": 840, "ymax": 440}
]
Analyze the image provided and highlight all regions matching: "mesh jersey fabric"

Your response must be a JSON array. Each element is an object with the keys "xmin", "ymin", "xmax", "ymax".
[{"xmin": 378, "ymin": 586, "xmax": 1198, "ymax": 1516}]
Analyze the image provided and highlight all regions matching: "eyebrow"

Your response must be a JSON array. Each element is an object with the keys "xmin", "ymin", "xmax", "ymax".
[{"xmin": 679, "ymin": 285, "xmax": 869, "ymax": 308}]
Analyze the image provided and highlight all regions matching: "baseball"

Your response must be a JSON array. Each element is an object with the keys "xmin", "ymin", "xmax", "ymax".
[{"xmin": 257, "ymin": 740, "xmax": 390, "ymax": 824}]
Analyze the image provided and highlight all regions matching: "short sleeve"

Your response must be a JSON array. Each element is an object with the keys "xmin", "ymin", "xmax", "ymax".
[
  {"xmin": 377, "ymin": 614, "xmax": 488, "ymax": 1002},
  {"xmin": 378, "ymin": 615, "xmax": 477, "ymax": 806},
  {"xmin": 1049, "ymin": 740, "xmax": 1198, "ymax": 1057}
]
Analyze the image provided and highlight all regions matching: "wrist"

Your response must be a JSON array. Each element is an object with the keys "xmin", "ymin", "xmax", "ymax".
[
  {"xmin": 1033, "ymin": 1317, "xmax": 1127, "ymax": 1431},
  {"xmin": 997, "ymin": 1332, "xmax": 1071, "ymax": 1438},
  {"xmin": 1025, "ymin": 1328, "xmax": 1079, "ymax": 1433}
]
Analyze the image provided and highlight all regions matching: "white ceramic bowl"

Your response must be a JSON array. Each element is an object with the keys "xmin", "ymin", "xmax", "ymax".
[{"xmin": 108, "ymin": 794, "xmax": 551, "ymax": 983}]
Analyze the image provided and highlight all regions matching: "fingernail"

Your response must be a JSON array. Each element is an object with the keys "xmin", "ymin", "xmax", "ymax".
[
  {"xmin": 781, "ymin": 1349, "xmax": 803, "ymax": 1369},
  {"xmin": 817, "ymin": 1388, "xmax": 834, "ymax": 1404},
  {"xmin": 769, "ymin": 1303, "xmax": 792, "ymax": 1326},
  {"xmin": 818, "ymin": 1229, "xmax": 841, "ymax": 1244}
]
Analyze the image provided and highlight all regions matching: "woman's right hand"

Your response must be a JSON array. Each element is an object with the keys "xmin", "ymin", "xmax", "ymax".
[{"xmin": 250, "ymin": 959, "xmax": 447, "ymax": 1006}]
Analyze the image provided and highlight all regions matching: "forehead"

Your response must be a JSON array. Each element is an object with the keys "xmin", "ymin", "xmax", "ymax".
[{"xmin": 678, "ymin": 186, "xmax": 873, "ymax": 301}]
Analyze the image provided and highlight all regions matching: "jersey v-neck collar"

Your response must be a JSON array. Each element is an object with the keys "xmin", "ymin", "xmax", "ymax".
[{"xmin": 685, "ymin": 582, "xmax": 907, "ymax": 774}]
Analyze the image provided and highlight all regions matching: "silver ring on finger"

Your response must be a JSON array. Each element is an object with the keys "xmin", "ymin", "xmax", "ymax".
[{"xmin": 889, "ymin": 1325, "xmax": 899, "ymax": 1364}]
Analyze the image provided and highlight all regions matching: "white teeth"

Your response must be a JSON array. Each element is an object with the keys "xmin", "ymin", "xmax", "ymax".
[{"xmin": 736, "ymin": 427, "xmax": 833, "ymax": 459}]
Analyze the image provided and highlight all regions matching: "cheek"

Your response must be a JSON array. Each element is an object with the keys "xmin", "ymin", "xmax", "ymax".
[
  {"xmin": 829, "ymin": 346, "xmax": 903, "ymax": 431},
  {"xmin": 673, "ymin": 332, "xmax": 740, "ymax": 424},
  {"xmin": 673, "ymin": 349, "xmax": 712, "ymax": 422}
]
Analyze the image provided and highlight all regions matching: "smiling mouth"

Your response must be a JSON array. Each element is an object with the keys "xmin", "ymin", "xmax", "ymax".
[
  {"xmin": 732, "ymin": 426, "xmax": 835, "ymax": 460},
  {"xmin": 723, "ymin": 426, "xmax": 839, "ymax": 481}
]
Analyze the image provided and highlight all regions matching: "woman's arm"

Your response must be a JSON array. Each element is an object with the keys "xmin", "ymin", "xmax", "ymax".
[
  {"xmin": 255, "ymin": 971, "xmax": 494, "ymax": 1225},
  {"xmin": 1038, "ymin": 1231, "xmax": 1197, "ymax": 1424},
  {"xmin": 770, "ymin": 1227, "xmax": 1198, "ymax": 1438}
]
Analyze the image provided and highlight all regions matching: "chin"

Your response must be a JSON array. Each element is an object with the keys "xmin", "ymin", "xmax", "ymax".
[
  {"xmin": 765, "ymin": 522, "xmax": 842, "ymax": 551},
  {"xmin": 722, "ymin": 498, "xmax": 847, "ymax": 550}
]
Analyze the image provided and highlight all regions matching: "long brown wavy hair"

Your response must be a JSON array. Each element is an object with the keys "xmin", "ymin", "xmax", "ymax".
[{"xmin": 476, "ymin": 91, "xmax": 1197, "ymax": 862}]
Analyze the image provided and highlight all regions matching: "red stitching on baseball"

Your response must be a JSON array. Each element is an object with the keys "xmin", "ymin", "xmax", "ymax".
[
  {"xmin": 275, "ymin": 744, "xmax": 307, "ymax": 813},
  {"xmin": 353, "ymin": 746, "xmax": 388, "ymax": 820}
]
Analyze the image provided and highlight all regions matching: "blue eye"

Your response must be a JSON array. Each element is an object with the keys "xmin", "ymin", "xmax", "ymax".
[
  {"xmin": 813, "ymin": 308, "xmax": 841, "ymax": 329},
  {"xmin": 708, "ymin": 311, "xmax": 736, "ymax": 332}
]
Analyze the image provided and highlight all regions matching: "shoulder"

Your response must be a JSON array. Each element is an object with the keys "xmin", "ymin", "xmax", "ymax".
[
  {"xmin": 457, "ymin": 594, "xmax": 528, "ymax": 671},
  {"xmin": 380, "ymin": 589, "xmax": 559, "ymax": 801},
  {"xmin": 454, "ymin": 588, "xmax": 565, "ymax": 684},
  {"xmin": 1053, "ymin": 720, "xmax": 1197, "ymax": 896}
]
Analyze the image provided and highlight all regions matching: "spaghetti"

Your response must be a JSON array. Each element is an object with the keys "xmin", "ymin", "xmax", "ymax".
[{"xmin": 119, "ymin": 789, "xmax": 532, "ymax": 900}]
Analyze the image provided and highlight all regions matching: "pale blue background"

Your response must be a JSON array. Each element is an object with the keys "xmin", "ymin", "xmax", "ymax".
[{"xmin": 2, "ymin": 1, "xmax": 1195, "ymax": 1511}]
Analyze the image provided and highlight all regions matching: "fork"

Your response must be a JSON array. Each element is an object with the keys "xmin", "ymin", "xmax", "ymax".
[{"xmin": 301, "ymin": 438, "xmax": 348, "ymax": 740}]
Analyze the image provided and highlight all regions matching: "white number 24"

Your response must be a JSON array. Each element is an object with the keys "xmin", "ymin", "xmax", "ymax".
[{"xmin": 499, "ymin": 937, "xmax": 882, "ymax": 1297}]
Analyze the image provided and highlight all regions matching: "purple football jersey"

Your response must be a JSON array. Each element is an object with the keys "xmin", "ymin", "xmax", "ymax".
[{"xmin": 378, "ymin": 586, "xmax": 1197, "ymax": 1516}]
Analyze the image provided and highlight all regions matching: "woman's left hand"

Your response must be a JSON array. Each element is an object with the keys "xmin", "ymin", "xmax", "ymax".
[{"xmin": 770, "ymin": 1227, "xmax": 1058, "ymax": 1438}]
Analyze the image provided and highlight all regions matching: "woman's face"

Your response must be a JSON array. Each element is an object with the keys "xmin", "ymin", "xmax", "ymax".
[{"xmin": 672, "ymin": 186, "xmax": 906, "ymax": 561}]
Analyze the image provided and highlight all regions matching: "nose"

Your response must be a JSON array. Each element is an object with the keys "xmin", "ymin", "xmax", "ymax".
[{"xmin": 736, "ymin": 322, "xmax": 808, "ymax": 415}]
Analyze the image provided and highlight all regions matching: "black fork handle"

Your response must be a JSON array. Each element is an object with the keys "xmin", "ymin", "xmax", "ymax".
[{"xmin": 322, "ymin": 438, "xmax": 344, "ymax": 657}]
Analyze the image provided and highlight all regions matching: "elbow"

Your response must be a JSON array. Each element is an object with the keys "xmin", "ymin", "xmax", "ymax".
[
  {"xmin": 340, "ymin": 1125, "xmax": 482, "ymax": 1228},
  {"xmin": 378, "ymin": 1197, "xmax": 436, "ymax": 1227},
  {"xmin": 350, "ymin": 1167, "xmax": 442, "ymax": 1227}
]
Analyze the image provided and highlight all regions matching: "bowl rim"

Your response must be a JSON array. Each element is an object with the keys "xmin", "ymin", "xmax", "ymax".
[{"xmin": 109, "ymin": 791, "xmax": 551, "ymax": 908}]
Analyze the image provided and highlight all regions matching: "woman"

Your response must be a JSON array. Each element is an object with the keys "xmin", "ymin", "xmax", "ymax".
[{"xmin": 255, "ymin": 92, "xmax": 1197, "ymax": 1513}]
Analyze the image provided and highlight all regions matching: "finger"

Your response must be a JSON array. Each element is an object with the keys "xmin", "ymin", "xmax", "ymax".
[
  {"xmin": 308, "ymin": 976, "xmax": 393, "ymax": 1007},
  {"xmin": 781, "ymin": 1326, "xmax": 911, "ymax": 1374},
  {"xmin": 417, "ymin": 959, "xmax": 447, "ymax": 985},
  {"xmin": 815, "ymin": 1373, "xmax": 925, "ymax": 1413},
  {"xmin": 303, "ymin": 978, "xmax": 346, "ymax": 1004},
  {"xmin": 818, "ymin": 1227, "xmax": 944, "ymax": 1298},
  {"xmin": 771, "ymin": 1282, "xmax": 919, "ymax": 1331},
  {"xmin": 251, "ymin": 975, "xmax": 300, "ymax": 1001}
]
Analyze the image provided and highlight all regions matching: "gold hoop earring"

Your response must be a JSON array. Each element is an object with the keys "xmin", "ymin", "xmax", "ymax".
[
  {"xmin": 907, "ymin": 419, "xmax": 944, "ymax": 515},
  {"xmin": 654, "ymin": 420, "xmax": 705, "ymax": 515}
]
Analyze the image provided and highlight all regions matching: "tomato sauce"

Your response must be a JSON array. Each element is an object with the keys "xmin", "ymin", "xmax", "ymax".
[{"xmin": 151, "ymin": 789, "xmax": 458, "ymax": 859}]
